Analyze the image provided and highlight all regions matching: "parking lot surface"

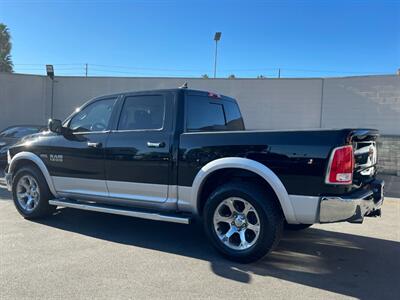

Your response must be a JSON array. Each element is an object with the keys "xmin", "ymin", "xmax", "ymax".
[{"xmin": 0, "ymin": 189, "xmax": 399, "ymax": 300}]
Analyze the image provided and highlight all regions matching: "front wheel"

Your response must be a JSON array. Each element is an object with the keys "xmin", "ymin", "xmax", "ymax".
[
  {"xmin": 12, "ymin": 165, "xmax": 56, "ymax": 219},
  {"xmin": 203, "ymin": 182, "xmax": 284, "ymax": 263}
]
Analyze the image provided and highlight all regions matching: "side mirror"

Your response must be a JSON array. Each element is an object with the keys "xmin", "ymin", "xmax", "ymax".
[{"xmin": 48, "ymin": 119, "xmax": 63, "ymax": 134}]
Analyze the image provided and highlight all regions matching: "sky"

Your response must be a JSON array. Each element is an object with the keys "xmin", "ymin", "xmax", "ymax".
[{"xmin": 0, "ymin": 0, "xmax": 399, "ymax": 78}]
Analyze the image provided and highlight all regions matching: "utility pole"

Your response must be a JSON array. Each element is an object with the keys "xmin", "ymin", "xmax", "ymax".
[
  {"xmin": 46, "ymin": 65, "xmax": 55, "ymax": 119},
  {"xmin": 278, "ymin": 68, "xmax": 281, "ymax": 78},
  {"xmin": 85, "ymin": 63, "xmax": 88, "ymax": 77},
  {"xmin": 213, "ymin": 32, "xmax": 222, "ymax": 78}
]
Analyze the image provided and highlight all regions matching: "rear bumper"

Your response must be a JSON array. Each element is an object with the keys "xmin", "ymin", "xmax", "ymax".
[{"xmin": 319, "ymin": 179, "xmax": 384, "ymax": 223}]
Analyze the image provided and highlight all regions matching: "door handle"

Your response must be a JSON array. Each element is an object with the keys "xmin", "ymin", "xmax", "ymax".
[
  {"xmin": 147, "ymin": 141, "xmax": 165, "ymax": 148},
  {"xmin": 87, "ymin": 142, "xmax": 102, "ymax": 148}
]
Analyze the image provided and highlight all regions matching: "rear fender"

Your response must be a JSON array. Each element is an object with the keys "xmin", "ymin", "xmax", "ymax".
[{"xmin": 186, "ymin": 157, "xmax": 299, "ymax": 224}]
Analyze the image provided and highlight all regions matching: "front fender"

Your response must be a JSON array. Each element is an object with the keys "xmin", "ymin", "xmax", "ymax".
[{"xmin": 8, "ymin": 151, "xmax": 58, "ymax": 197}]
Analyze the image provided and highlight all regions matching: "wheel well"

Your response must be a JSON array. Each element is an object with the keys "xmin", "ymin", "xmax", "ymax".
[
  {"xmin": 11, "ymin": 159, "xmax": 39, "ymax": 178},
  {"xmin": 197, "ymin": 168, "xmax": 283, "ymax": 216}
]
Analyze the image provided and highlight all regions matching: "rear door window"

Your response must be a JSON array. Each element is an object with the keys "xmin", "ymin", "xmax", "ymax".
[{"xmin": 118, "ymin": 95, "xmax": 165, "ymax": 131}]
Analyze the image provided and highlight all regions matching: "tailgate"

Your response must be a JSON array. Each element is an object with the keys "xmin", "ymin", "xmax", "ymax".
[{"xmin": 348, "ymin": 129, "xmax": 379, "ymax": 186}]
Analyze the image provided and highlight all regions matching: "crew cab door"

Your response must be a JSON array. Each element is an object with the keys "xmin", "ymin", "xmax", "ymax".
[
  {"xmin": 48, "ymin": 97, "xmax": 118, "ymax": 197},
  {"xmin": 104, "ymin": 92, "xmax": 173, "ymax": 203}
]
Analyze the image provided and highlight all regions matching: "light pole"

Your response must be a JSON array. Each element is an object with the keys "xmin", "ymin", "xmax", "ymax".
[
  {"xmin": 213, "ymin": 32, "xmax": 221, "ymax": 78},
  {"xmin": 46, "ymin": 64, "xmax": 55, "ymax": 119}
]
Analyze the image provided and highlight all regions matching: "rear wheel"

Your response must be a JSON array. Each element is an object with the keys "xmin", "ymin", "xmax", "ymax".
[
  {"xmin": 12, "ymin": 165, "xmax": 56, "ymax": 219},
  {"xmin": 203, "ymin": 182, "xmax": 284, "ymax": 263}
]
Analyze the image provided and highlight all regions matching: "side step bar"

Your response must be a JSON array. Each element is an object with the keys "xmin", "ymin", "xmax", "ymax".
[{"xmin": 49, "ymin": 199, "xmax": 190, "ymax": 225}]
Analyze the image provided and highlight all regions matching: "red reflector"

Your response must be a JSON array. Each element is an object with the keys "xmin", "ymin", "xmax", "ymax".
[
  {"xmin": 325, "ymin": 145, "xmax": 354, "ymax": 184},
  {"xmin": 208, "ymin": 92, "xmax": 221, "ymax": 98}
]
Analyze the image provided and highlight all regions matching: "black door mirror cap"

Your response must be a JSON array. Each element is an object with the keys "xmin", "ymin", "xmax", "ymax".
[{"xmin": 48, "ymin": 119, "xmax": 63, "ymax": 134}]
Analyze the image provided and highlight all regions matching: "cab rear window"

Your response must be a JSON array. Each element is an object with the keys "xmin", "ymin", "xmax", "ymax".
[{"xmin": 186, "ymin": 96, "xmax": 244, "ymax": 132}]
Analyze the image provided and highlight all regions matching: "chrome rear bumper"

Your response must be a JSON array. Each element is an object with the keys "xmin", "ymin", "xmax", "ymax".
[{"xmin": 319, "ymin": 179, "xmax": 384, "ymax": 223}]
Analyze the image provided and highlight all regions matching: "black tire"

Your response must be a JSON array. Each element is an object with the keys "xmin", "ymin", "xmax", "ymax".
[
  {"xmin": 12, "ymin": 165, "xmax": 56, "ymax": 219},
  {"xmin": 203, "ymin": 182, "xmax": 284, "ymax": 263},
  {"xmin": 284, "ymin": 222, "xmax": 312, "ymax": 231}
]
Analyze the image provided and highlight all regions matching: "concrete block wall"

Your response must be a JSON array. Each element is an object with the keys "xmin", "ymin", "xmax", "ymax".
[
  {"xmin": 377, "ymin": 136, "xmax": 400, "ymax": 176},
  {"xmin": 322, "ymin": 76, "xmax": 400, "ymax": 135}
]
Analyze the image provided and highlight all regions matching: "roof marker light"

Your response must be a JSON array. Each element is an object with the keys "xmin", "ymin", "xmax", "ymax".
[{"xmin": 208, "ymin": 92, "xmax": 221, "ymax": 98}]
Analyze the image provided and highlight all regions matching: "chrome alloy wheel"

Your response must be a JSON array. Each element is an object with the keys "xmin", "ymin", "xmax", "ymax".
[
  {"xmin": 213, "ymin": 197, "xmax": 261, "ymax": 251},
  {"xmin": 16, "ymin": 175, "xmax": 40, "ymax": 212}
]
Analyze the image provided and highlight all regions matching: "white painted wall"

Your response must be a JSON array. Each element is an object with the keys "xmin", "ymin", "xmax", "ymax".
[
  {"xmin": 0, "ymin": 73, "xmax": 50, "ymax": 129},
  {"xmin": 51, "ymin": 76, "xmax": 323, "ymax": 130},
  {"xmin": 0, "ymin": 73, "xmax": 399, "ymax": 135}
]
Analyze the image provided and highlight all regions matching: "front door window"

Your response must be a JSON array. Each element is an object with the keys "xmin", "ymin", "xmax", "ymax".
[{"xmin": 69, "ymin": 98, "xmax": 116, "ymax": 133}]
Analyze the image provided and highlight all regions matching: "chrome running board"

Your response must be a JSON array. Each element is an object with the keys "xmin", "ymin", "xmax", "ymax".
[{"xmin": 49, "ymin": 199, "xmax": 190, "ymax": 224}]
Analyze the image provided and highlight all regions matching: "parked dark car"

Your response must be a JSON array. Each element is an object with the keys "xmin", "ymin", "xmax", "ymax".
[
  {"xmin": 0, "ymin": 125, "xmax": 46, "ymax": 167},
  {"xmin": 1, "ymin": 89, "xmax": 384, "ymax": 263}
]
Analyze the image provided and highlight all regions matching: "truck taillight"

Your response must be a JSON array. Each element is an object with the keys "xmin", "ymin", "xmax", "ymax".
[{"xmin": 325, "ymin": 145, "xmax": 354, "ymax": 185}]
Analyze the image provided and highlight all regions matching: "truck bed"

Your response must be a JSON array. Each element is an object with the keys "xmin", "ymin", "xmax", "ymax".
[{"xmin": 178, "ymin": 128, "xmax": 379, "ymax": 197}]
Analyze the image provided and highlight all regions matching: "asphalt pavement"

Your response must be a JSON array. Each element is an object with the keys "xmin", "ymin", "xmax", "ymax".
[{"xmin": 1, "ymin": 189, "xmax": 399, "ymax": 300}]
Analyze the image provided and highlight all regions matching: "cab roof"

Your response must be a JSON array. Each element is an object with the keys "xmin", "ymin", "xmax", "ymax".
[{"xmin": 95, "ymin": 88, "xmax": 236, "ymax": 102}]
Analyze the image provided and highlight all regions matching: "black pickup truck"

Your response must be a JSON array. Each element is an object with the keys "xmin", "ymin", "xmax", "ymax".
[{"xmin": 1, "ymin": 88, "xmax": 384, "ymax": 262}]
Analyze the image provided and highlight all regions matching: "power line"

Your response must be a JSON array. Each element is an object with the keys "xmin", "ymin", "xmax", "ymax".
[
  {"xmin": 14, "ymin": 63, "xmax": 85, "ymax": 66},
  {"xmin": 89, "ymin": 68, "xmax": 201, "ymax": 77},
  {"xmin": 90, "ymin": 64, "xmax": 208, "ymax": 72},
  {"xmin": 12, "ymin": 62, "xmax": 394, "ymax": 77},
  {"xmin": 15, "ymin": 67, "xmax": 84, "ymax": 70},
  {"xmin": 220, "ymin": 67, "xmax": 390, "ymax": 74}
]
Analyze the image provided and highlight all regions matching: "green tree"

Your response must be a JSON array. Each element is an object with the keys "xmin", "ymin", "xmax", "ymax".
[
  {"xmin": 201, "ymin": 74, "xmax": 209, "ymax": 79},
  {"xmin": 0, "ymin": 23, "xmax": 13, "ymax": 73}
]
